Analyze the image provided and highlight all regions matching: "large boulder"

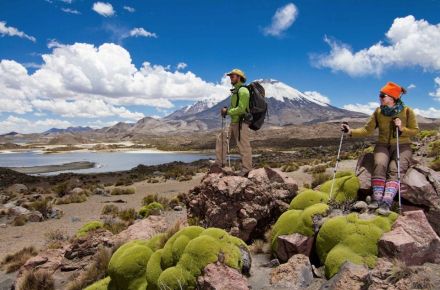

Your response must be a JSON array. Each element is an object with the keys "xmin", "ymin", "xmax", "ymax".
[
  {"xmin": 379, "ymin": 210, "xmax": 440, "ymax": 266},
  {"xmin": 184, "ymin": 167, "xmax": 297, "ymax": 241},
  {"xmin": 270, "ymin": 254, "xmax": 314, "ymax": 289},
  {"xmin": 197, "ymin": 262, "xmax": 249, "ymax": 290},
  {"xmin": 321, "ymin": 262, "xmax": 370, "ymax": 290},
  {"xmin": 274, "ymin": 233, "xmax": 314, "ymax": 263},
  {"xmin": 356, "ymin": 153, "xmax": 440, "ymax": 234}
]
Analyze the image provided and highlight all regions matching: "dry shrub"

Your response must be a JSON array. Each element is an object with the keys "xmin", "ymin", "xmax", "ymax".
[{"xmin": 1, "ymin": 246, "xmax": 38, "ymax": 273}]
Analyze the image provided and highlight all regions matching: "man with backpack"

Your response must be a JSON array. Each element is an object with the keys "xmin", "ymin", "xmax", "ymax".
[{"xmin": 213, "ymin": 69, "xmax": 252, "ymax": 176}]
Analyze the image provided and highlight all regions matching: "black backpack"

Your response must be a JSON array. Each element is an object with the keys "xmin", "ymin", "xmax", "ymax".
[{"xmin": 236, "ymin": 81, "xmax": 268, "ymax": 131}]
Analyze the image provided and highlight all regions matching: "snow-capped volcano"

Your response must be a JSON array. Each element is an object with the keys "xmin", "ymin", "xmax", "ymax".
[{"xmin": 165, "ymin": 79, "xmax": 366, "ymax": 128}]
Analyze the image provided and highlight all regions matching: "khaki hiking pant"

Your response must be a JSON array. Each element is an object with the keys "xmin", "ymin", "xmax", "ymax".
[
  {"xmin": 373, "ymin": 143, "xmax": 412, "ymax": 181},
  {"xmin": 215, "ymin": 123, "xmax": 252, "ymax": 171}
]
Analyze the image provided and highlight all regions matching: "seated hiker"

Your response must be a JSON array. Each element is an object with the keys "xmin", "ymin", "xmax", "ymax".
[
  {"xmin": 341, "ymin": 82, "xmax": 419, "ymax": 215},
  {"xmin": 213, "ymin": 68, "xmax": 252, "ymax": 176}
]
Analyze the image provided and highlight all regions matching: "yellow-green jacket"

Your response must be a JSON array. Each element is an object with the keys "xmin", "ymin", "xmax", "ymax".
[
  {"xmin": 350, "ymin": 106, "xmax": 419, "ymax": 144},
  {"xmin": 227, "ymin": 82, "xmax": 250, "ymax": 124}
]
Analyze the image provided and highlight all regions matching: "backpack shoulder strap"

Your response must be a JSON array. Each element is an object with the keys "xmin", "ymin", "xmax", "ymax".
[
  {"xmin": 375, "ymin": 108, "xmax": 379, "ymax": 129},
  {"xmin": 235, "ymin": 86, "xmax": 243, "ymax": 107}
]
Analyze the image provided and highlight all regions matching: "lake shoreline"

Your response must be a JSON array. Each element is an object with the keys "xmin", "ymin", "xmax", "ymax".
[{"xmin": 7, "ymin": 161, "xmax": 96, "ymax": 174}]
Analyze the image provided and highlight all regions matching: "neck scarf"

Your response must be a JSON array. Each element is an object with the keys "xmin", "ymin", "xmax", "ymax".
[{"xmin": 381, "ymin": 99, "xmax": 405, "ymax": 117}]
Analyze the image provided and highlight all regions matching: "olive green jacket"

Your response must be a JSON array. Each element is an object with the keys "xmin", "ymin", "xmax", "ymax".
[
  {"xmin": 227, "ymin": 82, "xmax": 250, "ymax": 124},
  {"xmin": 350, "ymin": 106, "xmax": 419, "ymax": 144}
]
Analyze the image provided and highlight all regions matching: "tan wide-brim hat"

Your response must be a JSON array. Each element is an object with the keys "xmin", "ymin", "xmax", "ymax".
[{"xmin": 226, "ymin": 69, "xmax": 246, "ymax": 82}]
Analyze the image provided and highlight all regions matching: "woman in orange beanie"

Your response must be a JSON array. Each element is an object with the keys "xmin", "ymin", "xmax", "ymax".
[{"xmin": 342, "ymin": 82, "xmax": 419, "ymax": 215}]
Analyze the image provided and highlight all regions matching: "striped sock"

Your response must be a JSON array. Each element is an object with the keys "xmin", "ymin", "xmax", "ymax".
[
  {"xmin": 372, "ymin": 178, "xmax": 385, "ymax": 202},
  {"xmin": 383, "ymin": 181, "xmax": 399, "ymax": 206}
]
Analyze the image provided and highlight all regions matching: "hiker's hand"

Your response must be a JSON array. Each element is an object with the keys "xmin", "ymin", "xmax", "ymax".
[
  {"xmin": 341, "ymin": 123, "xmax": 350, "ymax": 134},
  {"xmin": 221, "ymin": 107, "xmax": 228, "ymax": 118},
  {"xmin": 394, "ymin": 118, "xmax": 402, "ymax": 130}
]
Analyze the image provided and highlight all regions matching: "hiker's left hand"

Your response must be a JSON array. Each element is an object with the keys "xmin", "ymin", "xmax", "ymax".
[
  {"xmin": 221, "ymin": 107, "xmax": 228, "ymax": 117},
  {"xmin": 393, "ymin": 118, "xmax": 402, "ymax": 130}
]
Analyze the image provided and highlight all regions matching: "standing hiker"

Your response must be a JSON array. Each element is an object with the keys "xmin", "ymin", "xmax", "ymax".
[
  {"xmin": 341, "ymin": 82, "xmax": 419, "ymax": 215},
  {"xmin": 213, "ymin": 69, "xmax": 252, "ymax": 176}
]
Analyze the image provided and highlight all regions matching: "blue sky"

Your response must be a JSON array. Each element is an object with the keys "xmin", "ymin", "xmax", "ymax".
[{"xmin": 1, "ymin": 0, "xmax": 440, "ymax": 133}]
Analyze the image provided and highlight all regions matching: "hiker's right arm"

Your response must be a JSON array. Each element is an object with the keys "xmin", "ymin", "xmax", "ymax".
[{"xmin": 350, "ymin": 109, "xmax": 377, "ymax": 137}]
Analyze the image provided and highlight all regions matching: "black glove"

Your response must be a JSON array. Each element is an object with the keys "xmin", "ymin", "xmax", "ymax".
[
  {"xmin": 221, "ymin": 107, "xmax": 228, "ymax": 118},
  {"xmin": 341, "ymin": 122, "xmax": 349, "ymax": 133}
]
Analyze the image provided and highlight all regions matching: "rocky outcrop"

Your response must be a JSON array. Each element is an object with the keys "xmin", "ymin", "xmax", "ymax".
[
  {"xmin": 321, "ymin": 262, "xmax": 370, "ymax": 290},
  {"xmin": 274, "ymin": 233, "xmax": 314, "ymax": 263},
  {"xmin": 270, "ymin": 254, "xmax": 314, "ymax": 289},
  {"xmin": 356, "ymin": 153, "xmax": 440, "ymax": 234},
  {"xmin": 113, "ymin": 215, "xmax": 168, "ymax": 244},
  {"xmin": 184, "ymin": 167, "xmax": 298, "ymax": 241},
  {"xmin": 379, "ymin": 210, "xmax": 440, "ymax": 266},
  {"xmin": 197, "ymin": 262, "xmax": 249, "ymax": 290}
]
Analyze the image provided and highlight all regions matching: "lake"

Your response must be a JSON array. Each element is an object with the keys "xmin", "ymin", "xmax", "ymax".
[{"xmin": 0, "ymin": 150, "xmax": 215, "ymax": 175}]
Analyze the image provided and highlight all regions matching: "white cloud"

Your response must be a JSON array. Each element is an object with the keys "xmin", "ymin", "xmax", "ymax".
[
  {"xmin": 429, "ymin": 77, "xmax": 440, "ymax": 101},
  {"xmin": 344, "ymin": 101, "xmax": 440, "ymax": 119},
  {"xmin": 128, "ymin": 27, "xmax": 157, "ymax": 38},
  {"xmin": 413, "ymin": 107, "xmax": 440, "ymax": 118},
  {"xmin": 0, "ymin": 116, "xmax": 72, "ymax": 134},
  {"xmin": 0, "ymin": 21, "xmax": 36, "ymax": 42},
  {"xmin": 61, "ymin": 8, "xmax": 81, "ymax": 14},
  {"xmin": 177, "ymin": 62, "xmax": 187, "ymax": 70},
  {"xmin": 123, "ymin": 6, "xmax": 135, "ymax": 13},
  {"xmin": 408, "ymin": 83, "xmax": 416, "ymax": 89},
  {"xmin": 343, "ymin": 102, "xmax": 380, "ymax": 115},
  {"xmin": 263, "ymin": 3, "xmax": 298, "ymax": 37},
  {"xmin": 92, "ymin": 2, "xmax": 115, "ymax": 17},
  {"xmin": 313, "ymin": 16, "xmax": 440, "ymax": 76},
  {"xmin": 0, "ymin": 42, "xmax": 229, "ymax": 120},
  {"xmin": 303, "ymin": 91, "xmax": 330, "ymax": 105}
]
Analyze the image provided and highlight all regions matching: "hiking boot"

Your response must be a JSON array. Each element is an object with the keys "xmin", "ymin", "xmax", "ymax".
[
  {"xmin": 368, "ymin": 200, "xmax": 380, "ymax": 210},
  {"xmin": 377, "ymin": 204, "xmax": 391, "ymax": 216},
  {"xmin": 208, "ymin": 162, "xmax": 223, "ymax": 174},
  {"xmin": 237, "ymin": 170, "xmax": 250, "ymax": 177}
]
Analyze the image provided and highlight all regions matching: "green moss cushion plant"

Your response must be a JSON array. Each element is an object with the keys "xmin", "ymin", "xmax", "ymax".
[
  {"xmin": 319, "ymin": 171, "xmax": 360, "ymax": 203},
  {"xmin": 84, "ymin": 277, "xmax": 111, "ymax": 290},
  {"xmin": 139, "ymin": 202, "xmax": 164, "ymax": 218},
  {"xmin": 76, "ymin": 221, "xmax": 104, "ymax": 238},
  {"xmin": 95, "ymin": 226, "xmax": 247, "ymax": 290},
  {"xmin": 271, "ymin": 203, "xmax": 329, "ymax": 251},
  {"xmin": 107, "ymin": 240, "xmax": 154, "ymax": 290},
  {"xmin": 316, "ymin": 212, "xmax": 398, "ymax": 278}
]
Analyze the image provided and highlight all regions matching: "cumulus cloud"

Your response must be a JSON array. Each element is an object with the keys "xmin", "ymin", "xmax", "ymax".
[
  {"xmin": 413, "ymin": 107, "xmax": 440, "ymax": 118},
  {"xmin": 128, "ymin": 27, "xmax": 157, "ymax": 38},
  {"xmin": 430, "ymin": 77, "xmax": 440, "ymax": 101},
  {"xmin": 303, "ymin": 91, "xmax": 330, "ymax": 105},
  {"xmin": 61, "ymin": 8, "xmax": 81, "ymax": 14},
  {"xmin": 0, "ymin": 42, "xmax": 230, "ymax": 121},
  {"xmin": 123, "ymin": 6, "xmax": 135, "ymax": 13},
  {"xmin": 344, "ymin": 101, "xmax": 440, "ymax": 119},
  {"xmin": 343, "ymin": 102, "xmax": 379, "ymax": 115},
  {"xmin": 407, "ymin": 83, "xmax": 416, "ymax": 89},
  {"xmin": 0, "ymin": 116, "xmax": 72, "ymax": 134},
  {"xmin": 313, "ymin": 16, "xmax": 440, "ymax": 76},
  {"xmin": 177, "ymin": 62, "xmax": 188, "ymax": 70},
  {"xmin": 263, "ymin": 3, "xmax": 298, "ymax": 37},
  {"xmin": 0, "ymin": 21, "xmax": 36, "ymax": 42},
  {"xmin": 92, "ymin": 2, "xmax": 115, "ymax": 17}
]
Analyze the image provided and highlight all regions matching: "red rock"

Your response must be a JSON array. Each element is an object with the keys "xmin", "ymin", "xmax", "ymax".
[
  {"xmin": 379, "ymin": 210, "xmax": 440, "ymax": 266},
  {"xmin": 321, "ymin": 262, "xmax": 369, "ymax": 290},
  {"xmin": 270, "ymin": 254, "xmax": 313, "ymax": 289},
  {"xmin": 197, "ymin": 262, "xmax": 249, "ymax": 290},
  {"xmin": 275, "ymin": 233, "xmax": 314, "ymax": 262},
  {"xmin": 114, "ymin": 215, "xmax": 168, "ymax": 243}
]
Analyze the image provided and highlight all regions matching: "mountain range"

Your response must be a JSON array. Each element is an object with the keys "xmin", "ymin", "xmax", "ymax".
[{"xmin": 2, "ymin": 79, "xmax": 438, "ymax": 140}]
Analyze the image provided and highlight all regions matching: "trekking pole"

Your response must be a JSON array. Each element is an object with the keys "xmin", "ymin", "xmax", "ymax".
[
  {"xmin": 221, "ymin": 114, "xmax": 225, "ymax": 167},
  {"xmin": 330, "ymin": 122, "xmax": 349, "ymax": 200},
  {"xmin": 226, "ymin": 118, "xmax": 231, "ymax": 167},
  {"xmin": 395, "ymin": 120, "xmax": 402, "ymax": 214}
]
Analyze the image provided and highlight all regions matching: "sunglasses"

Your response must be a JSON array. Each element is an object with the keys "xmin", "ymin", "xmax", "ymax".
[{"xmin": 379, "ymin": 92, "xmax": 391, "ymax": 99}]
